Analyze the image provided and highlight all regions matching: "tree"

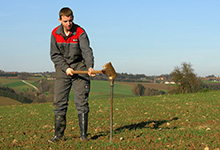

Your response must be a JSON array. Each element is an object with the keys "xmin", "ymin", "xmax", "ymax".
[
  {"xmin": 38, "ymin": 79, "xmax": 49, "ymax": 93},
  {"xmin": 145, "ymin": 88, "xmax": 166, "ymax": 96},
  {"xmin": 133, "ymin": 83, "xmax": 146, "ymax": 96},
  {"xmin": 169, "ymin": 62, "xmax": 202, "ymax": 94},
  {"xmin": 18, "ymin": 73, "xmax": 29, "ymax": 80}
]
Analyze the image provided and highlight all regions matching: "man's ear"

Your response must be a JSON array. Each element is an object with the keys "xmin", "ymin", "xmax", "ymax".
[{"xmin": 58, "ymin": 18, "xmax": 62, "ymax": 23}]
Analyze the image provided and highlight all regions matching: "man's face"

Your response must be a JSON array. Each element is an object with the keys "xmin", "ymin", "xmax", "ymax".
[{"xmin": 59, "ymin": 15, "xmax": 73, "ymax": 32}]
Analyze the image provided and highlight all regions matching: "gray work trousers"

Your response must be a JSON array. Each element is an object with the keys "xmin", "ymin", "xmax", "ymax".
[{"xmin": 53, "ymin": 65, "xmax": 90, "ymax": 116}]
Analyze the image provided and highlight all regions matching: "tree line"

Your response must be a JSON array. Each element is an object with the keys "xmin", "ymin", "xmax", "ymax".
[
  {"xmin": 132, "ymin": 84, "xmax": 166, "ymax": 96},
  {"xmin": 0, "ymin": 86, "xmax": 32, "ymax": 103},
  {"xmin": 91, "ymin": 73, "xmax": 167, "ymax": 82}
]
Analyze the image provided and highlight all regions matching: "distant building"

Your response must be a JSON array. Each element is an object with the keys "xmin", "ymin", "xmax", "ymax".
[
  {"xmin": 157, "ymin": 77, "xmax": 167, "ymax": 81},
  {"xmin": 47, "ymin": 77, "xmax": 56, "ymax": 80},
  {"xmin": 34, "ymin": 74, "xmax": 43, "ymax": 77},
  {"xmin": 164, "ymin": 81, "xmax": 176, "ymax": 85}
]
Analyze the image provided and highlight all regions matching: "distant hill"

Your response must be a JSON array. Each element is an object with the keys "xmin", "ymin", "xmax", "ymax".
[
  {"xmin": 0, "ymin": 96, "xmax": 21, "ymax": 105},
  {"xmin": 0, "ymin": 86, "xmax": 33, "ymax": 104}
]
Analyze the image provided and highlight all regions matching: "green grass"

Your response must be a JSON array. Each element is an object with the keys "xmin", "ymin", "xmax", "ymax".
[
  {"xmin": 202, "ymin": 80, "xmax": 220, "ymax": 83},
  {"xmin": 63, "ymin": 80, "xmax": 135, "ymax": 100},
  {"xmin": 4, "ymin": 81, "xmax": 26, "ymax": 88},
  {"xmin": 0, "ymin": 78, "xmax": 34, "ymax": 92},
  {"xmin": 90, "ymin": 80, "xmax": 134, "ymax": 98},
  {"xmin": 0, "ymin": 78, "xmax": 17, "ymax": 85},
  {"xmin": 0, "ymin": 91, "xmax": 220, "ymax": 149}
]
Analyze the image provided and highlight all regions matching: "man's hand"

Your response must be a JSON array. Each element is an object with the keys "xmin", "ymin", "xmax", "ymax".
[
  {"xmin": 66, "ymin": 68, "xmax": 74, "ymax": 76},
  {"xmin": 88, "ymin": 67, "xmax": 96, "ymax": 77}
]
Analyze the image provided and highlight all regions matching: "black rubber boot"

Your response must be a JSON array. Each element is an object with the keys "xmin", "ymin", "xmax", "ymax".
[
  {"xmin": 48, "ymin": 115, "xmax": 66, "ymax": 143},
  {"xmin": 78, "ymin": 113, "xmax": 88, "ymax": 141}
]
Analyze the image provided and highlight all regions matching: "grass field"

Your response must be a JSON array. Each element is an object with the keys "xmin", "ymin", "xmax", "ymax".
[
  {"xmin": 0, "ymin": 77, "xmax": 32, "ymax": 92},
  {"xmin": 68, "ymin": 80, "xmax": 135, "ymax": 101},
  {"xmin": 0, "ymin": 90, "xmax": 220, "ymax": 149}
]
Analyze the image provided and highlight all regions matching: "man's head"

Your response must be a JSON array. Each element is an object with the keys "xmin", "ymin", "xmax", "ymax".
[{"xmin": 59, "ymin": 7, "xmax": 74, "ymax": 32}]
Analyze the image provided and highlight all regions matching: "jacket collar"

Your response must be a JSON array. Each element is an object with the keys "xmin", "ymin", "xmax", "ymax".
[{"xmin": 55, "ymin": 23, "xmax": 77, "ymax": 37}]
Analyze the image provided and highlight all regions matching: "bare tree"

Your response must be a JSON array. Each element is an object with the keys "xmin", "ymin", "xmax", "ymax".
[{"xmin": 169, "ymin": 62, "xmax": 202, "ymax": 94}]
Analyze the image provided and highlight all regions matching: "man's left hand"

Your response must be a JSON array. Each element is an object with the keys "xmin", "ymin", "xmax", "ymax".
[{"xmin": 88, "ymin": 67, "xmax": 96, "ymax": 77}]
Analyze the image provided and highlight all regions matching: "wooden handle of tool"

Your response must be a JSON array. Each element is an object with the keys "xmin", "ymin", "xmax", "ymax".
[{"xmin": 72, "ymin": 70, "xmax": 104, "ymax": 74}]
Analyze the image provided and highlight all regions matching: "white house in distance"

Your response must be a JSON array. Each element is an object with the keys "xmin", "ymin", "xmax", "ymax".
[{"xmin": 164, "ymin": 81, "xmax": 176, "ymax": 85}]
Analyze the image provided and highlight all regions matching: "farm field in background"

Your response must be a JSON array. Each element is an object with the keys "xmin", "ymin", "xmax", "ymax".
[
  {"xmin": 0, "ymin": 77, "xmax": 136, "ymax": 102},
  {"xmin": 0, "ymin": 76, "xmax": 175, "ymax": 105},
  {"xmin": 121, "ymin": 81, "xmax": 172, "ymax": 91},
  {"xmin": 0, "ymin": 91, "xmax": 220, "ymax": 149},
  {"xmin": 0, "ymin": 77, "xmax": 29, "ymax": 92},
  {"xmin": 0, "ymin": 96, "xmax": 21, "ymax": 106}
]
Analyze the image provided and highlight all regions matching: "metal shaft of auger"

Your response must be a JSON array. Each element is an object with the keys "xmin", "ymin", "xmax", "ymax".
[{"xmin": 110, "ymin": 79, "xmax": 114, "ymax": 143}]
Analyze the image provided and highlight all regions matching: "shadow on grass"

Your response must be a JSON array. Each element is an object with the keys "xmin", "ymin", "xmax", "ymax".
[
  {"xmin": 90, "ymin": 117, "xmax": 179, "ymax": 140},
  {"xmin": 115, "ymin": 117, "xmax": 179, "ymax": 131}
]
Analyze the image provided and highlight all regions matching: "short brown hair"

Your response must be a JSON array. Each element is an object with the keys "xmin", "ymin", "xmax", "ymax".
[{"xmin": 59, "ymin": 7, "xmax": 73, "ymax": 20}]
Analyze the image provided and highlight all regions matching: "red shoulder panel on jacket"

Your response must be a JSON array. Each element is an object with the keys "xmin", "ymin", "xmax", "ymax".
[{"xmin": 52, "ymin": 25, "xmax": 85, "ymax": 44}]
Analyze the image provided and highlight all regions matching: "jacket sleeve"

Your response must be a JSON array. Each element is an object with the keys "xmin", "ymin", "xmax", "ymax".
[
  {"xmin": 50, "ymin": 33, "xmax": 69, "ymax": 72},
  {"xmin": 79, "ymin": 31, "xmax": 94, "ymax": 70}
]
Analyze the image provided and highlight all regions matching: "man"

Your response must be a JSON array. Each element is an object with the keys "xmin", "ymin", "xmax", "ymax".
[{"xmin": 49, "ymin": 7, "xmax": 95, "ymax": 142}]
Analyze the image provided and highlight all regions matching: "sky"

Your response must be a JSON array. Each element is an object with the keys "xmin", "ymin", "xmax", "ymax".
[{"xmin": 0, "ymin": 0, "xmax": 219, "ymax": 77}]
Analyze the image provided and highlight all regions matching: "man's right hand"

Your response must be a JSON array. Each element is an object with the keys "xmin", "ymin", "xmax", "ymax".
[{"xmin": 66, "ymin": 68, "xmax": 74, "ymax": 76}]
